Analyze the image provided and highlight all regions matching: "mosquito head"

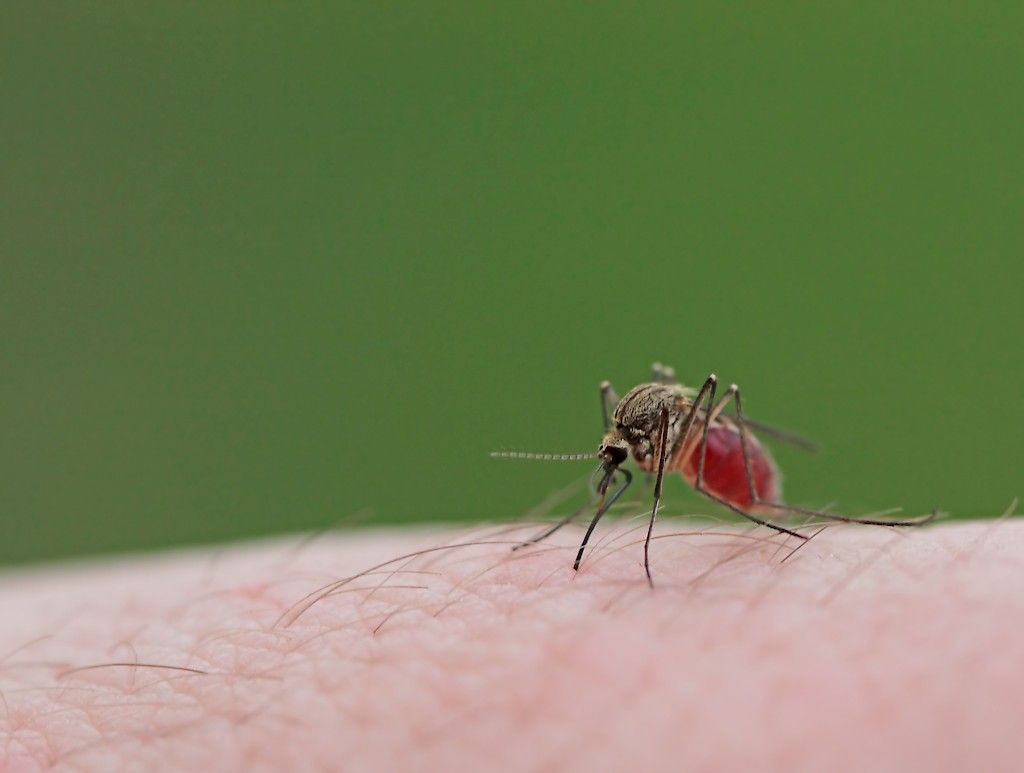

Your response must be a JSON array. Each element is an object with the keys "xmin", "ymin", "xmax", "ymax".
[
  {"xmin": 607, "ymin": 382, "xmax": 679, "ymax": 467},
  {"xmin": 598, "ymin": 431, "xmax": 630, "ymax": 470}
]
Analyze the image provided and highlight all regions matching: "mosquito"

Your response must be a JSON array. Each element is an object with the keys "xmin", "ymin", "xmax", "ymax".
[{"xmin": 493, "ymin": 363, "xmax": 936, "ymax": 586}]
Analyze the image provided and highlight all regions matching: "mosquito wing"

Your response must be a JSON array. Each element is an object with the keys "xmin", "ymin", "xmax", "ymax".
[{"xmin": 740, "ymin": 417, "xmax": 821, "ymax": 453}]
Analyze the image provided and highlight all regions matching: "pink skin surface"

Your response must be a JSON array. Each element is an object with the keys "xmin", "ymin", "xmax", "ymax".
[{"xmin": 1, "ymin": 518, "xmax": 1023, "ymax": 772}]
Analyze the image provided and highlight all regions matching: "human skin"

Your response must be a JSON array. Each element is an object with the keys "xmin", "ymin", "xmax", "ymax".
[{"xmin": 1, "ymin": 518, "xmax": 1022, "ymax": 772}]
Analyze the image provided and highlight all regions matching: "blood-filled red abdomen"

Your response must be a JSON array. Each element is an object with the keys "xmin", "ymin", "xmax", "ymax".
[{"xmin": 681, "ymin": 426, "xmax": 780, "ymax": 508}]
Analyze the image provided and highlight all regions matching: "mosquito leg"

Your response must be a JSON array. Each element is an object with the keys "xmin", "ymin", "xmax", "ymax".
[
  {"xmin": 651, "ymin": 362, "xmax": 676, "ymax": 384},
  {"xmin": 600, "ymin": 380, "xmax": 620, "ymax": 431},
  {"xmin": 709, "ymin": 383, "xmax": 756, "ymax": 502},
  {"xmin": 724, "ymin": 383, "xmax": 936, "ymax": 528},
  {"xmin": 757, "ymin": 500, "xmax": 938, "ymax": 527},
  {"xmin": 573, "ymin": 468, "xmax": 633, "ymax": 571},
  {"xmin": 676, "ymin": 374, "xmax": 718, "ymax": 456},
  {"xmin": 511, "ymin": 499, "xmax": 591, "ymax": 551},
  {"xmin": 691, "ymin": 378, "xmax": 808, "ymax": 541},
  {"xmin": 695, "ymin": 479, "xmax": 809, "ymax": 539},
  {"xmin": 630, "ymin": 374, "xmax": 718, "ymax": 582},
  {"xmin": 643, "ymin": 407, "xmax": 672, "ymax": 587}
]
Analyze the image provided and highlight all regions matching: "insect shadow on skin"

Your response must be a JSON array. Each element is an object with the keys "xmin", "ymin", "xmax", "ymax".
[{"xmin": 492, "ymin": 363, "xmax": 939, "ymax": 587}]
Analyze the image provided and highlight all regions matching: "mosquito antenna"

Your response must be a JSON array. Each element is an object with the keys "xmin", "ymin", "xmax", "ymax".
[{"xmin": 490, "ymin": 451, "xmax": 597, "ymax": 462}]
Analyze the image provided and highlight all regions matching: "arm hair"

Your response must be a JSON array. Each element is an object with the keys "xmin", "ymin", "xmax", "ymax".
[{"xmin": 1, "ymin": 519, "xmax": 1023, "ymax": 771}]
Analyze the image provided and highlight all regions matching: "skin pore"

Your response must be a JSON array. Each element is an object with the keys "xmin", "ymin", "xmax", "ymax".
[{"xmin": 1, "ymin": 517, "xmax": 1023, "ymax": 771}]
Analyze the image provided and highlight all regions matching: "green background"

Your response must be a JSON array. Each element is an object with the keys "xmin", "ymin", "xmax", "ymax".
[{"xmin": 2, "ymin": 4, "xmax": 1021, "ymax": 566}]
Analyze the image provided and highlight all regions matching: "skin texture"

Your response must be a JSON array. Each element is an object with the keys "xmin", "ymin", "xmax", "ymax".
[{"xmin": 1, "ymin": 517, "xmax": 1023, "ymax": 772}]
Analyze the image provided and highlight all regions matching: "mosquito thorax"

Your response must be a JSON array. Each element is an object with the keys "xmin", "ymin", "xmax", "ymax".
[
  {"xmin": 613, "ymin": 382, "xmax": 682, "ymax": 431},
  {"xmin": 611, "ymin": 382, "xmax": 688, "ymax": 461}
]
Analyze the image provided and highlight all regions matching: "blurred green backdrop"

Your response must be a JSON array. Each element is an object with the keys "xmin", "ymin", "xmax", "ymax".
[{"xmin": 2, "ymin": 4, "xmax": 1021, "ymax": 566}]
